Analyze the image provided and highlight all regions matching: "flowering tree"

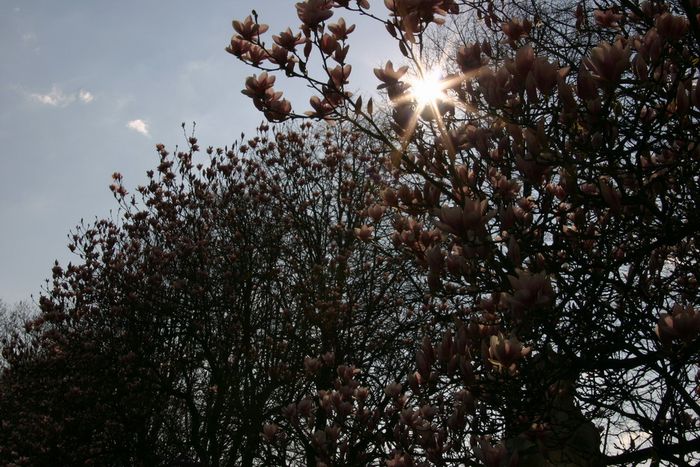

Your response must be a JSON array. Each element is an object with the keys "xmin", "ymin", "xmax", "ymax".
[
  {"xmin": 230, "ymin": 0, "xmax": 700, "ymax": 464},
  {"xmin": 0, "ymin": 123, "xmax": 431, "ymax": 466},
  {"xmin": 0, "ymin": 300, "xmax": 34, "ymax": 369}
]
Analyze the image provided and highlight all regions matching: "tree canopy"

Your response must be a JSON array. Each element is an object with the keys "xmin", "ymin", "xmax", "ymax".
[{"xmin": 0, "ymin": 123, "xmax": 432, "ymax": 465}]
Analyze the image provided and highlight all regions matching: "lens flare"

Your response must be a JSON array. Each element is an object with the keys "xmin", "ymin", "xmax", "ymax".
[{"xmin": 408, "ymin": 69, "xmax": 445, "ymax": 108}]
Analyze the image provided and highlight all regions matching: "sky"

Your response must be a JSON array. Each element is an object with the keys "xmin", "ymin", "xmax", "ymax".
[{"xmin": 0, "ymin": 1, "xmax": 398, "ymax": 304}]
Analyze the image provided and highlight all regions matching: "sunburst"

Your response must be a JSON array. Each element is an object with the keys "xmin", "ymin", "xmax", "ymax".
[
  {"xmin": 389, "ymin": 64, "xmax": 465, "ymax": 164},
  {"xmin": 406, "ymin": 68, "xmax": 448, "ymax": 110}
]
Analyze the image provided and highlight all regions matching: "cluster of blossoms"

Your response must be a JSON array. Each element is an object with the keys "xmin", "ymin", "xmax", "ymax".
[{"xmin": 227, "ymin": 3, "xmax": 366, "ymax": 121}]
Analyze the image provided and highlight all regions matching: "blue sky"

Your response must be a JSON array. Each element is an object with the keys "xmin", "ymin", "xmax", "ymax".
[{"xmin": 0, "ymin": 1, "xmax": 397, "ymax": 304}]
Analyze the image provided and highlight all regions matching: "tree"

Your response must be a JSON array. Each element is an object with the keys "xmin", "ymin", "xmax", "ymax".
[
  {"xmin": 0, "ymin": 299, "xmax": 34, "ymax": 368},
  {"xmin": 0, "ymin": 123, "xmax": 431, "ymax": 466},
  {"xmin": 230, "ymin": 0, "xmax": 700, "ymax": 464}
]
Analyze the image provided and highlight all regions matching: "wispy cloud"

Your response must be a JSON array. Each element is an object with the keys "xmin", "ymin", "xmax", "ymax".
[
  {"xmin": 29, "ymin": 86, "xmax": 94, "ymax": 107},
  {"xmin": 126, "ymin": 119, "xmax": 149, "ymax": 136}
]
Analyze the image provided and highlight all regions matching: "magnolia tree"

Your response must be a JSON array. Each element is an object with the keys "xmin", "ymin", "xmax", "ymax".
[
  {"xmin": 0, "ymin": 124, "xmax": 433, "ymax": 466},
  {"xmin": 0, "ymin": 300, "xmax": 34, "ymax": 369},
  {"xmin": 230, "ymin": 0, "xmax": 700, "ymax": 465}
]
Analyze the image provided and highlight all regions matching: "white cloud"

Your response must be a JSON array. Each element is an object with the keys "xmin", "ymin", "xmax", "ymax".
[
  {"xmin": 78, "ymin": 90, "xmax": 94, "ymax": 103},
  {"xmin": 29, "ymin": 86, "xmax": 94, "ymax": 107},
  {"xmin": 30, "ymin": 85, "xmax": 74, "ymax": 107},
  {"xmin": 126, "ymin": 119, "xmax": 149, "ymax": 136}
]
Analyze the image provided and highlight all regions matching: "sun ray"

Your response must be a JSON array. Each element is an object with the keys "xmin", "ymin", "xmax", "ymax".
[
  {"xmin": 387, "ymin": 53, "xmax": 485, "ymax": 170},
  {"xmin": 405, "ymin": 63, "xmax": 459, "ymax": 161}
]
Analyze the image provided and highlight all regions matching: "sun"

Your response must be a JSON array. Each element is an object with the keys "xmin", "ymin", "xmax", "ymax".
[
  {"xmin": 389, "ymin": 63, "xmax": 465, "ymax": 164},
  {"xmin": 407, "ymin": 69, "xmax": 446, "ymax": 109}
]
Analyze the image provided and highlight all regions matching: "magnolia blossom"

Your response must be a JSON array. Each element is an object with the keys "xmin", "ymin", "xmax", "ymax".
[
  {"xmin": 502, "ymin": 18, "xmax": 531, "ymax": 41},
  {"xmin": 267, "ymin": 44, "xmax": 291, "ymax": 67},
  {"xmin": 655, "ymin": 13, "xmax": 689, "ymax": 41},
  {"xmin": 262, "ymin": 423, "xmax": 278, "ymax": 441},
  {"xmin": 584, "ymin": 39, "xmax": 631, "ymax": 84},
  {"xmin": 272, "ymin": 28, "xmax": 305, "ymax": 51},
  {"xmin": 594, "ymin": 9, "xmax": 623, "ymax": 28},
  {"xmin": 506, "ymin": 269, "xmax": 554, "ymax": 315},
  {"xmin": 308, "ymin": 95, "xmax": 335, "ymax": 118},
  {"xmin": 263, "ymin": 95, "xmax": 292, "ymax": 122},
  {"xmin": 245, "ymin": 44, "xmax": 268, "ymax": 66},
  {"xmin": 488, "ymin": 333, "xmax": 531, "ymax": 374},
  {"xmin": 353, "ymin": 224, "xmax": 374, "ymax": 241},
  {"xmin": 328, "ymin": 18, "xmax": 356, "ymax": 40},
  {"xmin": 456, "ymin": 43, "xmax": 488, "ymax": 72},
  {"xmin": 328, "ymin": 64, "xmax": 352, "ymax": 87},
  {"xmin": 226, "ymin": 36, "xmax": 251, "ymax": 57},
  {"xmin": 435, "ymin": 198, "xmax": 493, "ymax": 239},
  {"xmin": 599, "ymin": 176, "xmax": 623, "ymax": 213},
  {"xmin": 232, "ymin": 15, "xmax": 269, "ymax": 41},
  {"xmin": 241, "ymin": 72, "xmax": 276, "ymax": 100},
  {"xmin": 296, "ymin": 0, "xmax": 334, "ymax": 26},
  {"xmin": 656, "ymin": 304, "xmax": 700, "ymax": 347},
  {"xmin": 374, "ymin": 61, "xmax": 409, "ymax": 88},
  {"xmin": 241, "ymin": 73, "xmax": 291, "ymax": 121},
  {"xmin": 367, "ymin": 204, "xmax": 386, "ymax": 222}
]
